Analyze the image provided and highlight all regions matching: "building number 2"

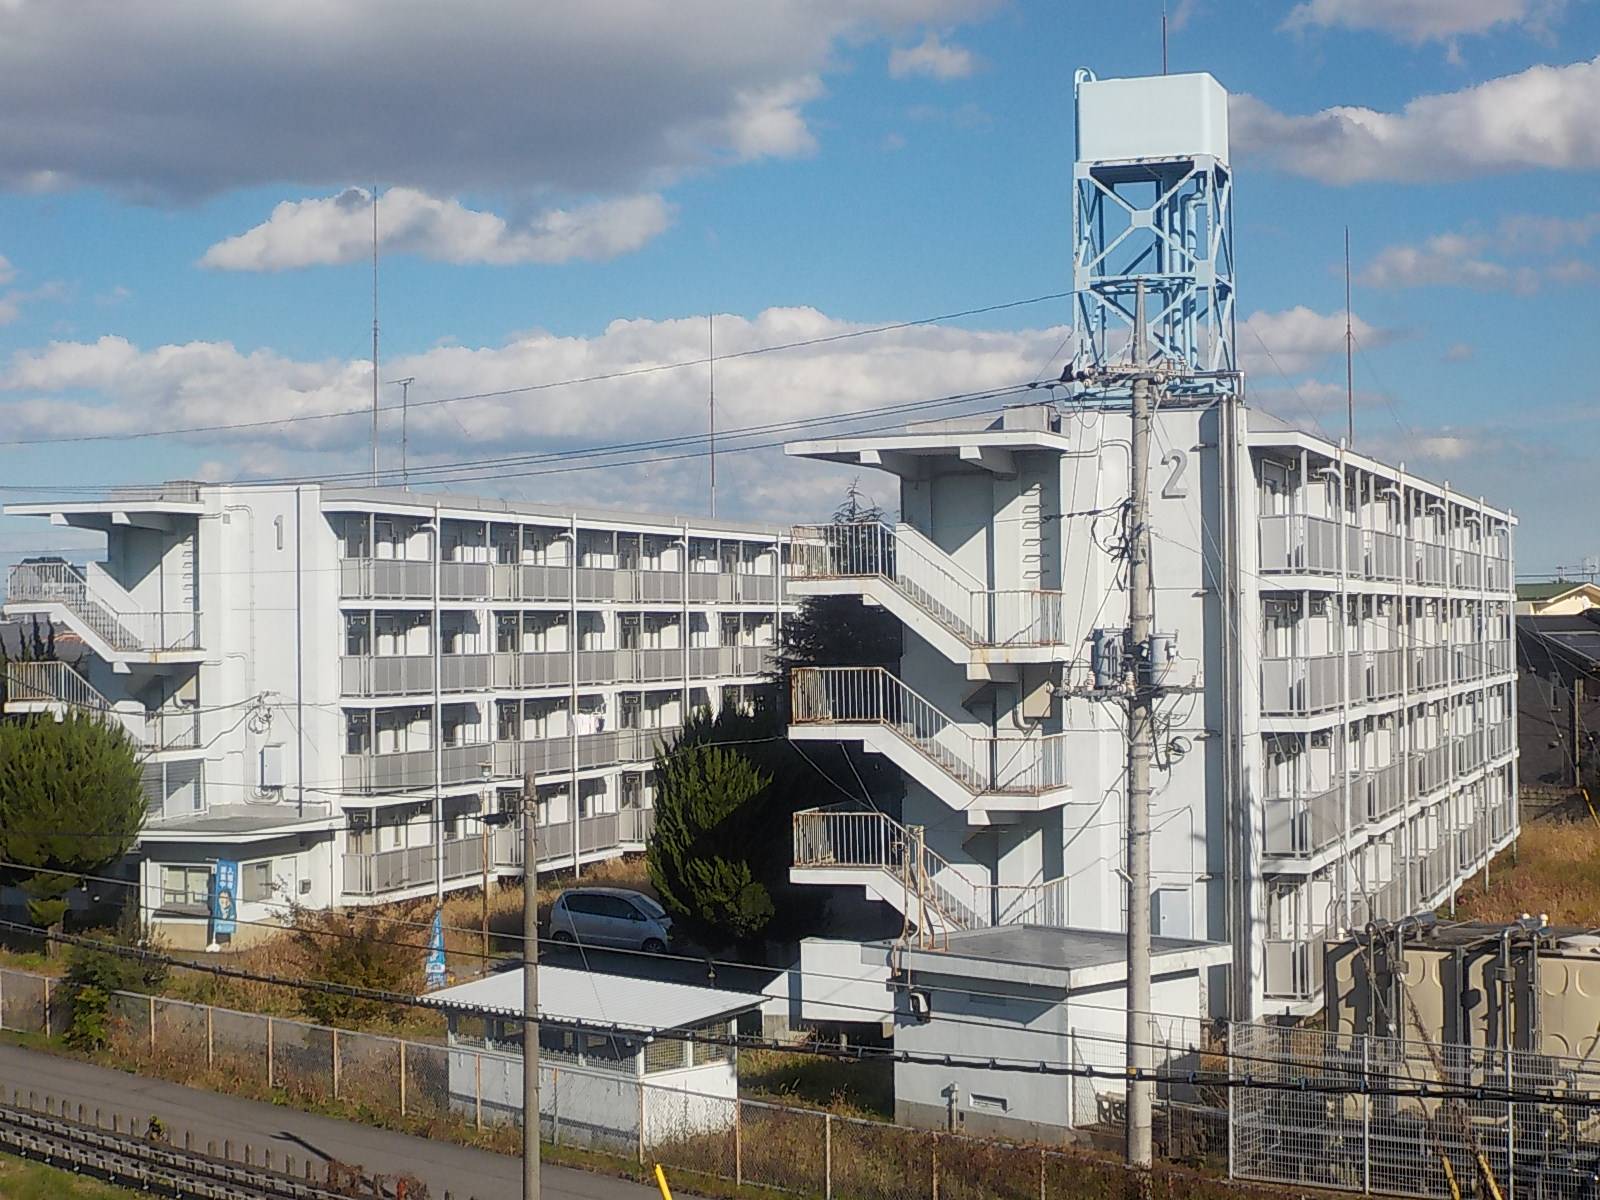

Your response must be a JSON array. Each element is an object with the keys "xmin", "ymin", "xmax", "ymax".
[{"xmin": 1161, "ymin": 449, "xmax": 1189, "ymax": 500}]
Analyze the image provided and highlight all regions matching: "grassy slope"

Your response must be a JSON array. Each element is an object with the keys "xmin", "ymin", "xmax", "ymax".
[
  {"xmin": 1453, "ymin": 817, "xmax": 1600, "ymax": 924},
  {"xmin": 0, "ymin": 1153, "xmax": 144, "ymax": 1199}
]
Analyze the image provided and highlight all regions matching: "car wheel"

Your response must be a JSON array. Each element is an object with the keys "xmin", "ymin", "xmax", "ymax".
[
  {"xmin": 642, "ymin": 938, "xmax": 666, "ymax": 954},
  {"xmin": 552, "ymin": 930, "xmax": 575, "ymax": 945}
]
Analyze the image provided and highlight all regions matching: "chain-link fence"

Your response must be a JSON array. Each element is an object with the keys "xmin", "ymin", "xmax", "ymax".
[{"xmin": 1231, "ymin": 1021, "xmax": 1600, "ymax": 1200}]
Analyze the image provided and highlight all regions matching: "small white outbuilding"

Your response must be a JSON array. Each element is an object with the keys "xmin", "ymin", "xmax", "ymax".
[{"xmin": 429, "ymin": 966, "xmax": 762, "ymax": 1150}]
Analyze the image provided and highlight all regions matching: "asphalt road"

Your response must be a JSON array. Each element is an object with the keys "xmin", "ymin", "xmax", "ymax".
[{"xmin": 0, "ymin": 1042, "xmax": 661, "ymax": 1200}]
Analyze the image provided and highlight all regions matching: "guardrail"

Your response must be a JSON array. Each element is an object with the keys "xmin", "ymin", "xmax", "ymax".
[{"xmin": 7, "ymin": 562, "xmax": 199, "ymax": 652}]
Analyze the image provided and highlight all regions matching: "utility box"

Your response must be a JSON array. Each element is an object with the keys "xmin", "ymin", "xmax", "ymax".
[
  {"xmin": 1076, "ymin": 72, "xmax": 1230, "ymax": 165},
  {"xmin": 260, "ymin": 743, "xmax": 286, "ymax": 790}
]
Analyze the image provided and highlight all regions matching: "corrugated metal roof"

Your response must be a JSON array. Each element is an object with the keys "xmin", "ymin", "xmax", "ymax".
[
  {"xmin": 427, "ymin": 965, "xmax": 762, "ymax": 1032},
  {"xmin": 1518, "ymin": 580, "xmax": 1594, "ymax": 601}
]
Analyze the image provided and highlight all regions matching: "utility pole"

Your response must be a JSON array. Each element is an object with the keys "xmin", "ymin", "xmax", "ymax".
[
  {"xmin": 708, "ymin": 314, "xmax": 717, "ymax": 520},
  {"xmin": 1344, "ymin": 226, "xmax": 1354, "ymax": 448},
  {"xmin": 371, "ymin": 185, "xmax": 381, "ymax": 487},
  {"xmin": 1125, "ymin": 287, "xmax": 1156, "ymax": 1174},
  {"xmin": 521, "ymin": 769, "xmax": 541, "ymax": 1200}
]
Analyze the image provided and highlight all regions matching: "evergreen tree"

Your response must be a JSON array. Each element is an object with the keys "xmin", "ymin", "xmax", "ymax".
[{"xmin": 0, "ymin": 711, "xmax": 145, "ymax": 950}]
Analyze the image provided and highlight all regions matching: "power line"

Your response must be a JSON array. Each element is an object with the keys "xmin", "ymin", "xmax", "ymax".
[{"xmin": 0, "ymin": 292, "xmax": 1071, "ymax": 450}]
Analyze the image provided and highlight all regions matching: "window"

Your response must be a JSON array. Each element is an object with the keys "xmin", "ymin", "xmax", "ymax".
[
  {"xmin": 241, "ymin": 861, "xmax": 273, "ymax": 903},
  {"xmin": 160, "ymin": 866, "xmax": 210, "ymax": 909},
  {"xmin": 970, "ymin": 1094, "xmax": 1009, "ymax": 1114}
]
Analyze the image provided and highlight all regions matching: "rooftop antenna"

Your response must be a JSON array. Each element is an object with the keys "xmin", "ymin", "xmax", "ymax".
[
  {"xmin": 708, "ymin": 314, "xmax": 717, "ymax": 519},
  {"xmin": 371, "ymin": 184, "xmax": 381, "ymax": 486},
  {"xmin": 388, "ymin": 377, "xmax": 415, "ymax": 489},
  {"xmin": 1344, "ymin": 226, "xmax": 1354, "ymax": 447},
  {"xmin": 1161, "ymin": 2, "xmax": 1169, "ymax": 74}
]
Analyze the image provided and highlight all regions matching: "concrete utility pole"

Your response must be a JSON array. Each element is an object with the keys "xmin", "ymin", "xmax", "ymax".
[
  {"xmin": 522, "ymin": 769, "xmax": 540, "ymax": 1200},
  {"xmin": 1125, "ymin": 283, "xmax": 1156, "ymax": 1173}
]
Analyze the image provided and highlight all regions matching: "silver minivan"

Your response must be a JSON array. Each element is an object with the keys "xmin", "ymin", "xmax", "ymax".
[{"xmin": 549, "ymin": 887, "xmax": 673, "ymax": 952}]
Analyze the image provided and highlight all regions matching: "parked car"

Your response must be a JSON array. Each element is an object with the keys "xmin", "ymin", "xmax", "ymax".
[{"xmin": 549, "ymin": 887, "xmax": 673, "ymax": 952}]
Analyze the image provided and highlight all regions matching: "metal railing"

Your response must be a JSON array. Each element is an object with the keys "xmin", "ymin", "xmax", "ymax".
[
  {"xmin": 1260, "ymin": 654, "xmax": 1343, "ymax": 715},
  {"xmin": 338, "ymin": 558, "xmax": 433, "ymax": 600},
  {"xmin": 1259, "ymin": 514, "xmax": 1342, "ymax": 575},
  {"xmin": 1262, "ymin": 784, "xmax": 1345, "ymax": 858},
  {"xmin": 491, "ymin": 812, "xmax": 622, "ymax": 868},
  {"xmin": 7, "ymin": 561, "xmax": 199, "ymax": 652},
  {"xmin": 1262, "ymin": 937, "xmax": 1324, "ymax": 1001},
  {"xmin": 791, "ymin": 805, "xmax": 1068, "ymax": 932},
  {"xmin": 790, "ymin": 666, "xmax": 1069, "ymax": 796},
  {"xmin": 3, "ymin": 659, "xmax": 109, "ymax": 711},
  {"xmin": 1365, "ymin": 760, "xmax": 1406, "ymax": 822},
  {"xmin": 789, "ymin": 522, "xmax": 1067, "ymax": 647}
]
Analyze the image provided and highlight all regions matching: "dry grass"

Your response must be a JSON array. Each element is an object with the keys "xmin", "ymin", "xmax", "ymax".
[
  {"xmin": 1453, "ymin": 817, "xmax": 1600, "ymax": 925},
  {"xmin": 737, "ymin": 1046, "xmax": 894, "ymax": 1120}
]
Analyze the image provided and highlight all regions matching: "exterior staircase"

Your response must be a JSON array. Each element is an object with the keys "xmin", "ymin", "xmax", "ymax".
[
  {"xmin": 6, "ymin": 561, "xmax": 199, "ymax": 658},
  {"xmin": 788, "ymin": 522, "xmax": 1069, "ymax": 653},
  {"xmin": 789, "ymin": 665, "xmax": 1069, "ymax": 804},
  {"xmin": 791, "ymin": 804, "xmax": 1068, "ymax": 937}
]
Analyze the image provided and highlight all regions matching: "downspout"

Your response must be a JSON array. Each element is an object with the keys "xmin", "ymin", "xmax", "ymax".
[
  {"xmin": 433, "ymin": 501, "xmax": 443, "ymax": 906},
  {"xmin": 569, "ymin": 514, "xmax": 579, "ymax": 878}
]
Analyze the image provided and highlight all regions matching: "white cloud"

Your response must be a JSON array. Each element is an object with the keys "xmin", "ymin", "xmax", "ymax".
[
  {"xmin": 201, "ymin": 188, "xmax": 673, "ymax": 272},
  {"xmin": 0, "ymin": 1, "xmax": 993, "ymax": 200},
  {"xmin": 0, "ymin": 279, "xmax": 68, "ymax": 327},
  {"xmin": 0, "ymin": 255, "xmax": 14, "ymax": 287},
  {"xmin": 1232, "ymin": 56, "xmax": 1600, "ymax": 183},
  {"xmin": 0, "ymin": 307, "xmax": 1063, "ymax": 517},
  {"xmin": 1281, "ymin": 0, "xmax": 1565, "ymax": 43},
  {"xmin": 1444, "ymin": 342, "xmax": 1475, "ymax": 362},
  {"xmin": 1240, "ymin": 305, "xmax": 1396, "ymax": 376},
  {"xmin": 1358, "ymin": 213, "xmax": 1599, "ymax": 292},
  {"xmin": 888, "ymin": 32, "xmax": 975, "ymax": 81}
]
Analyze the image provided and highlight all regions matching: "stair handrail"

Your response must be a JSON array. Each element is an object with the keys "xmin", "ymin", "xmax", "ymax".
[{"xmin": 790, "ymin": 666, "xmax": 1071, "ymax": 796}]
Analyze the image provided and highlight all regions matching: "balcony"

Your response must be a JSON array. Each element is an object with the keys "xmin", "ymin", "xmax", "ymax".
[
  {"xmin": 789, "ymin": 667, "xmax": 1070, "ymax": 808},
  {"xmin": 6, "ymin": 561, "xmax": 200, "ymax": 662},
  {"xmin": 788, "ymin": 522, "xmax": 1068, "ymax": 660},
  {"xmin": 339, "ymin": 558, "xmax": 433, "ymax": 601},
  {"xmin": 1260, "ymin": 649, "xmax": 1404, "ymax": 716},
  {"xmin": 1262, "ymin": 784, "xmax": 1345, "ymax": 859},
  {"xmin": 791, "ymin": 805, "xmax": 1068, "ymax": 935},
  {"xmin": 341, "ymin": 728, "xmax": 682, "ymax": 794},
  {"xmin": 1263, "ymin": 937, "xmax": 1325, "ymax": 1002},
  {"xmin": 342, "ymin": 812, "xmax": 631, "ymax": 896},
  {"xmin": 339, "ymin": 557, "xmax": 779, "ymax": 607},
  {"xmin": 1365, "ymin": 760, "xmax": 1406, "ymax": 822}
]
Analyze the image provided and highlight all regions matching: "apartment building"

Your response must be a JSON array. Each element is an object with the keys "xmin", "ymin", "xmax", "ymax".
[
  {"xmin": 781, "ymin": 71, "xmax": 1516, "ymax": 1019},
  {"xmin": 2, "ymin": 483, "xmax": 789, "ymax": 946}
]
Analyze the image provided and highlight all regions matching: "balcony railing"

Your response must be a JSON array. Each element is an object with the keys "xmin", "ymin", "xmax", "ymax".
[
  {"xmin": 7, "ymin": 561, "xmax": 199, "ymax": 652},
  {"xmin": 1263, "ymin": 783, "xmax": 1345, "ymax": 858},
  {"xmin": 1365, "ymin": 760, "xmax": 1406, "ymax": 822},
  {"xmin": 341, "ymin": 645, "xmax": 775, "ymax": 697},
  {"xmin": 1263, "ymin": 937, "xmax": 1325, "ymax": 1001},
  {"xmin": 791, "ymin": 666, "xmax": 1068, "ymax": 796},
  {"xmin": 342, "ymin": 728, "xmax": 682, "ymax": 794},
  {"xmin": 1260, "ymin": 654, "xmax": 1342, "ymax": 715},
  {"xmin": 342, "ymin": 556, "xmax": 780, "ymax": 607},
  {"xmin": 343, "ymin": 811, "xmax": 634, "ymax": 895}
]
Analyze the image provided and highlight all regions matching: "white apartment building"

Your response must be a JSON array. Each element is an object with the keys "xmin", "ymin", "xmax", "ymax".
[
  {"xmin": 781, "ymin": 71, "xmax": 1517, "ymax": 1019},
  {"xmin": 2, "ymin": 483, "xmax": 790, "ymax": 947}
]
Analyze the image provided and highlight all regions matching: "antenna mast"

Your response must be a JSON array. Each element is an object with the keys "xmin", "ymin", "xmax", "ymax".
[
  {"xmin": 388, "ymin": 377, "xmax": 416, "ymax": 489},
  {"xmin": 1162, "ymin": 2, "xmax": 1169, "ymax": 73},
  {"xmin": 708, "ymin": 314, "xmax": 717, "ymax": 519},
  {"xmin": 371, "ymin": 185, "xmax": 381, "ymax": 486},
  {"xmin": 1345, "ymin": 226, "xmax": 1354, "ymax": 447}
]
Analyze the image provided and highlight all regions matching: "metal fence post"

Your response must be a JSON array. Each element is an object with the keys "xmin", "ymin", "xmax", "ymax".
[
  {"xmin": 206, "ymin": 1005, "xmax": 214, "ymax": 1071},
  {"xmin": 1361, "ymin": 1034, "xmax": 1371, "ymax": 1195},
  {"xmin": 42, "ymin": 977, "xmax": 51, "ymax": 1038},
  {"xmin": 1506, "ymin": 1047, "xmax": 1516, "ymax": 1200},
  {"xmin": 637, "ymin": 1077, "xmax": 646, "ymax": 1166},
  {"xmin": 734, "ymin": 1096, "xmax": 742, "ymax": 1186},
  {"xmin": 475, "ymin": 1052, "xmax": 483, "ymax": 1131},
  {"xmin": 266, "ymin": 1016, "xmax": 275, "ymax": 1091},
  {"xmin": 824, "ymin": 1113, "xmax": 833, "ymax": 1200},
  {"xmin": 399, "ymin": 1040, "xmax": 407, "ymax": 1116},
  {"xmin": 330, "ymin": 1028, "xmax": 339, "ymax": 1099},
  {"xmin": 931, "ymin": 1131, "xmax": 939, "ymax": 1200},
  {"xmin": 553, "ymin": 1065, "xmax": 561, "ymax": 1146},
  {"xmin": 148, "ymin": 994, "xmax": 156, "ymax": 1053}
]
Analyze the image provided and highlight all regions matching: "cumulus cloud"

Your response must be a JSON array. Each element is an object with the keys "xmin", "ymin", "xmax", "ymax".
[
  {"xmin": 1232, "ymin": 56, "xmax": 1600, "ymax": 183},
  {"xmin": 1359, "ymin": 213, "xmax": 1599, "ymax": 292},
  {"xmin": 1281, "ymin": 0, "xmax": 1565, "ymax": 43},
  {"xmin": 0, "ymin": 1, "xmax": 993, "ymax": 201},
  {"xmin": 1240, "ymin": 305, "xmax": 1396, "ymax": 376},
  {"xmin": 0, "ymin": 307, "xmax": 1062, "ymax": 518},
  {"xmin": 888, "ymin": 33, "xmax": 975, "ymax": 81},
  {"xmin": 201, "ymin": 188, "xmax": 673, "ymax": 272}
]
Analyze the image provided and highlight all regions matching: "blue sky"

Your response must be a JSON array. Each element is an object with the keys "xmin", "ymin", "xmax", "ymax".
[{"xmin": 0, "ymin": 0, "xmax": 1597, "ymax": 572}]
